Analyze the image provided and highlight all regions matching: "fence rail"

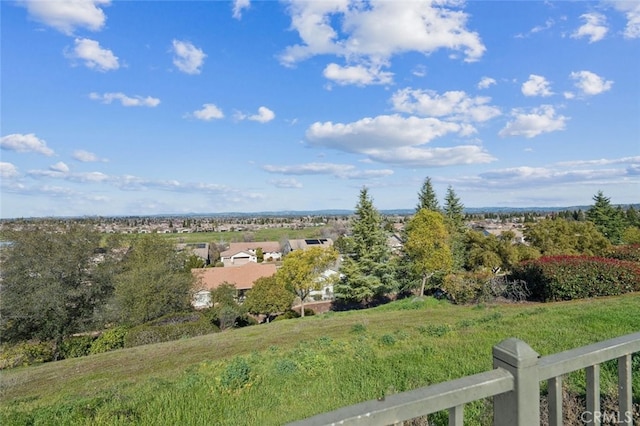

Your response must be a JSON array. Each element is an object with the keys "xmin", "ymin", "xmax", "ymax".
[{"xmin": 289, "ymin": 331, "xmax": 640, "ymax": 426}]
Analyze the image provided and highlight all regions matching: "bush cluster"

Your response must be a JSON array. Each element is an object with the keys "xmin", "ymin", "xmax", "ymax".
[
  {"xmin": 89, "ymin": 326, "xmax": 129, "ymax": 354},
  {"xmin": 60, "ymin": 336, "xmax": 95, "ymax": 359},
  {"xmin": 0, "ymin": 341, "xmax": 54, "ymax": 369},
  {"xmin": 510, "ymin": 255, "xmax": 640, "ymax": 302},
  {"xmin": 605, "ymin": 244, "xmax": 640, "ymax": 263},
  {"xmin": 441, "ymin": 273, "xmax": 530, "ymax": 304},
  {"xmin": 124, "ymin": 312, "xmax": 219, "ymax": 348}
]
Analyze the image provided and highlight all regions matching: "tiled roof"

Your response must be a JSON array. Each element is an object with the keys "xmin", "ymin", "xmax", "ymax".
[
  {"xmin": 192, "ymin": 263, "xmax": 277, "ymax": 291},
  {"xmin": 220, "ymin": 241, "xmax": 282, "ymax": 257}
]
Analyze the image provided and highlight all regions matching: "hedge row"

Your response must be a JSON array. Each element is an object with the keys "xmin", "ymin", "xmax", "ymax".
[{"xmin": 510, "ymin": 255, "xmax": 640, "ymax": 302}]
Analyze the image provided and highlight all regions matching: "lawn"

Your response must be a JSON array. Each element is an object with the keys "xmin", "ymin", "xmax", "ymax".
[
  {"xmin": 154, "ymin": 227, "xmax": 328, "ymax": 245},
  {"xmin": 2, "ymin": 294, "xmax": 639, "ymax": 425}
]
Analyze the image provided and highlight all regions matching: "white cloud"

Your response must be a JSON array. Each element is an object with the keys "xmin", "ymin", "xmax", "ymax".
[
  {"xmin": 73, "ymin": 150, "xmax": 106, "ymax": 162},
  {"xmin": 66, "ymin": 38, "xmax": 119, "ymax": 71},
  {"xmin": 280, "ymin": 0, "xmax": 485, "ymax": 85},
  {"xmin": 609, "ymin": 1, "xmax": 640, "ymax": 39},
  {"xmin": 521, "ymin": 74, "xmax": 553, "ymax": 97},
  {"xmin": 570, "ymin": 70, "xmax": 613, "ymax": 96},
  {"xmin": 21, "ymin": 0, "xmax": 110, "ymax": 35},
  {"xmin": 323, "ymin": 63, "xmax": 393, "ymax": 86},
  {"xmin": 364, "ymin": 145, "xmax": 496, "ymax": 167},
  {"xmin": 249, "ymin": 106, "xmax": 275, "ymax": 123},
  {"xmin": 263, "ymin": 162, "xmax": 393, "ymax": 179},
  {"xmin": 571, "ymin": 13, "xmax": 608, "ymax": 43},
  {"xmin": 499, "ymin": 105, "xmax": 568, "ymax": 138},
  {"xmin": 232, "ymin": 0, "xmax": 250, "ymax": 20},
  {"xmin": 171, "ymin": 40, "xmax": 206, "ymax": 75},
  {"xmin": 89, "ymin": 92, "xmax": 160, "ymax": 107},
  {"xmin": 50, "ymin": 162, "xmax": 70, "ymax": 173},
  {"xmin": 307, "ymin": 115, "xmax": 464, "ymax": 152},
  {"xmin": 0, "ymin": 162, "xmax": 19, "ymax": 179},
  {"xmin": 391, "ymin": 88, "xmax": 501, "ymax": 122},
  {"xmin": 477, "ymin": 77, "xmax": 496, "ymax": 90},
  {"xmin": 305, "ymin": 114, "xmax": 495, "ymax": 167},
  {"xmin": 0, "ymin": 133, "xmax": 55, "ymax": 156},
  {"xmin": 268, "ymin": 178, "xmax": 303, "ymax": 188},
  {"xmin": 192, "ymin": 104, "xmax": 224, "ymax": 121}
]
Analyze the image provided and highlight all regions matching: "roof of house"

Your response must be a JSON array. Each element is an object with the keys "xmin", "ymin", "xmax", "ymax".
[
  {"xmin": 286, "ymin": 238, "xmax": 334, "ymax": 251},
  {"xmin": 192, "ymin": 263, "xmax": 277, "ymax": 291},
  {"xmin": 220, "ymin": 241, "xmax": 282, "ymax": 258}
]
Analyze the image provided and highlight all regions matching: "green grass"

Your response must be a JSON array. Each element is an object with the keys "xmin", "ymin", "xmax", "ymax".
[{"xmin": 2, "ymin": 294, "xmax": 640, "ymax": 425}]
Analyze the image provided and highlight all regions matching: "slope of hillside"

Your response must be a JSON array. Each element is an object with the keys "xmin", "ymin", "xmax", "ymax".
[{"xmin": 2, "ymin": 294, "xmax": 639, "ymax": 425}]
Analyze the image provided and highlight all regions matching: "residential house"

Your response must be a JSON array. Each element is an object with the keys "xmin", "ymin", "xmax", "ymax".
[
  {"xmin": 283, "ymin": 238, "xmax": 333, "ymax": 254},
  {"xmin": 191, "ymin": 263, "xmax": 277, "ymax": 309},
  {"xmin": 177, "ymin": 242, "xmax": 211, "ymax": 265},
  {"xmin": 219, "ymin": 241, "xmax": 282, "ymax": 267}
]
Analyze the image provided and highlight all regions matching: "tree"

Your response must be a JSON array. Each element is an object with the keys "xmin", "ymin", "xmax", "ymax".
[
  {"xmin": 417, "ymin": 177, "xmax": 440, "ymax": 212},
  {"xmin": 276, "ymin": 247, "xmax": 338, "ymax": 317},
  {"xmin": 335, "ymin": 188, "xmax": 395, "ymax": 305},
  {"xmin": 112, "ymin": 234, "xmax": 194, "ymax": 326},
  {"xmin": 0, "ymin": 224, "xmax": 120, "ymax": 358},
  {"xmin": 587, "ymin": 191, "xmax": 625, "ymax": 244},
  {"xmin": 244, "ymin": 276, "xmax": 294, "ymax": 321},
  {"xmin": 443, "ymin": 185, "xmax": 466, "ymax": 271},
  {"xmin": 523, "ymin": 217, "xmax": 610, "ymax": 256},
  {"xmin": 404, "ymin": 209, "xmax": 453, "ymax": 296},
  {"xmin": 184, "ymin": 254, "xmax": 205, "ymax": 270}
]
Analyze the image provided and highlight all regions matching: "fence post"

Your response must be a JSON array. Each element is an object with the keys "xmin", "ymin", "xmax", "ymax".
[{"xmin": 493, "ymin": 338, "xmax": 540, "ymax": 426}]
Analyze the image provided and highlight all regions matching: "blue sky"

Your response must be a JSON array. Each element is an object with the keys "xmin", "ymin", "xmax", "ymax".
[{"xmin": 1, "ymin": 0, "xmax": 639, "ymax": 218}]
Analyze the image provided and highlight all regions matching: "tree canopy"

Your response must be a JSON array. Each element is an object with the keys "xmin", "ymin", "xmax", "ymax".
[
  {"xmin": 335, "ymin": 188, "xmax": 395, "ymax": 305},
  {"xmin": 0, "ymin": 224, "xmax": 120, "ymax": 357},
  {"xmin": 524, "ymin": 217, "xmax": 610, "ymax": 256},
  {"xmin": 586, "ymin": 191, "xmax": 625, "ymax": 244},
  {"xmin": 276, "ymin": 246, "xmax": 338, "ymax": 317},
  {"xmin": 404, "ymin": 209, "xmax": 453, "ymax": 295},
  {"xmin": 112, "ymin": 234, "xmax": 194, "ymax": 326},
  {"xmin": 416, "ymin": 177, "xmax": 440, "ymax": 212},
  {"xmin": 244, "ymin": 276, "xmax": 294, "ymax": 321}
]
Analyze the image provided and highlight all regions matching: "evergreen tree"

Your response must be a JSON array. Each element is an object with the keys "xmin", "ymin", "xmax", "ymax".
[
  {"xmin": 443, "ymin": 185, "xmax": 466, "ymax": 271},
  {"xmin": 443, "ymin": 185, "xmax": 465, "ymax": 233},
  {"xmin": 416, "ymin": 177, "xmax": 440, "ymax": 212},
  {"xmin": 586, "ymin": 191, "xmax": 625, "ymax": 244},
  {"xmin": 335, "ymin": 188, "xmax": 394, "ymax": 305},
  {"xmin": 626, "ymin": 205, "xmax": 639, "ymax": 227}
]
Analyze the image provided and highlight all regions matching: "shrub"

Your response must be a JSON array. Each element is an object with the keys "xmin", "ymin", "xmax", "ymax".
[
  {"xmin": 60, "ymin": 336, "xmax": 95, "ymax": 359},
  {"xmin": 605, "ymin": 244, "xmax": 640, "ymax": 263},
  {"xmin": 510, "ymin": 255, "xmax": 640, "ymax": 302},
  {"xmin": 124, "ymin": 312, "xmax": 219, "ymax": 348},
  {"xmin": 0, "ymin": 341, "xmax": 54, "ymax": 369},
  {"xmin": 90, "ymin": 326, "xmax": 129, "ymax": 354},
  {"xmin": 220, "ymin": 357, "xmax": 252, "ymax": 390}
]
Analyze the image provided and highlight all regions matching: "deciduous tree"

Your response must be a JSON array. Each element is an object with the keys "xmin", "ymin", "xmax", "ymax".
[
  {"xmin": 276, "ymin": 246, "xmax": 338, "ymax": 317},
  {"xmin": 0, "ymin": 224, "xmax": 120, "ymax": 358},
  {"xmin": 404, "ymin": 209, "xmax": 453, "ymax": 296},
  {"xmin": 112, "ymin": 234, "xmax": 194, "ymax": 326},
  {"xmin": 244, "ymin": 276, "xmax": 294, "ymax": 321}
]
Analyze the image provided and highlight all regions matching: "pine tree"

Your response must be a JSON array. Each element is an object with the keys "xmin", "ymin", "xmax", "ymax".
[
  {"xmin": 443, "ymin": 185, "xmax": 465, "ymax": 233},
  {"xmin": 443, "ymin": 185, "xmax": 466, "ymax": 271},
  {"xmin": 335, "ymin": 188, "xmax": 394, "ymax": 305},
  {"xmin": 586, "ymin": 191, "xmax": 625, "ymax": 244},
  {"xmin": 417, "ymin": 177, "xmax": 440, "ymax": 212}
]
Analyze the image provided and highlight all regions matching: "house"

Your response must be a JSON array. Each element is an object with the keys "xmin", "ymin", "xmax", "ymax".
[
  {"xmin": 191, "ymin": 263, "xmax": 277, "ymax": 308},
  {"xmin": 283, "ymin": 238, "xmax": 333, "ymax": 254},
  {"xmin": 387, "ymin": 233, "xmax": 404, "ymax": 254},
  {"xmin": 177, "ymin": 242, "xmax": 210, "ymax": 265},
  {"xmin": 308, "ymin": 268, "xmax": 340, "ymax": 301},
  {"xmin": 219, "ymin": 241, "xmax": 282, "ymax": 267}
]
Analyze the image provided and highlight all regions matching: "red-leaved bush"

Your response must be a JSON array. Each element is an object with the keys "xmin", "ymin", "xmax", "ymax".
[{"xmin": 510, "ymin": 255, "xmax": 640, "ymax": 302}]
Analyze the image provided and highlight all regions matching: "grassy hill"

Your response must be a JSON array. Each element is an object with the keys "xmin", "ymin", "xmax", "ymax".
[{"xmin": 2, "ymin": 294, "xmax": 640, "ymax": 425}]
